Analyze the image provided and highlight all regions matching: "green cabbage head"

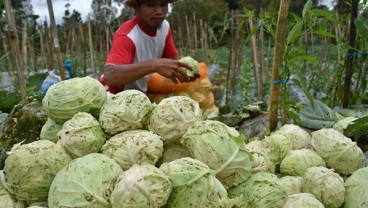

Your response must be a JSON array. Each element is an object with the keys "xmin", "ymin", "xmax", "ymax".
[
  {"xmin": 283, "ymin": 193, "xmax": 324, "ymax": 208},
  {"xmin": 244, "ymin": 140, "xmax": 275, "ymax": 174},
  {"xmin": 58, "ymin": 112, "xmax": 106, "ymax": 158},
  {"xmin": 280, "ymin": 149, "xmax": 326, "ymax": 176},
  {"xmin": 179, "ymin": 56, "xmax": 200, "ymax": 78},
  {"xmin": 99, "ymin": 90, "xmax": 154, "ymax": 135},
  {"xmin": 279, "ymin": 176, "xmax": 302, "ymax": 195},
  {"xmin": 148, "ymin": 96, "xmax": 203, "ymax": 143},
  {"xmin": 311, "ymin": 128, "xmax": 365, "ymax": 175},
  {"xmin": 48, "ymin": 153, "xmax": 122, "ymax": 208},
  {"xmin": 110, "ymin": 164, "xmax": 171, "ymax": 208},
  {"xmin": 228, "ymin": 172, "xmax": 287, "ymax": 208},
  {"xmin": 159, "ymin": 157, "xmax": 233, "ymax": 208},
  {"xmin": 101, "ymin": 130, "xmax": 163, "ymax": 170},
  {"xmin": 157, "ymin": 142, "xmax": 191, "ymax": 166},
  {"xmin": 261, "ymin": 132, "xmax": 293, "ymax": 164},
  {"xmin": 275, "ymin": 124, "xmax": 312, "ymax": 149},
  {"xmin": 343, "ymin": 167, "xmax": 368, "ymax": 208},
  {"xmin": 301, "ymin": 166, "xmax": 345, "ymax": 208},
  {"xmin": 0, "ymin": 171, "xmax": 25, "ymax": 208},
  {"xmin": 181, "ymin": 120, "xmax": 252, "ymax": 188},
  {"xmin": 40, "ymin": 118, "xmax": 62, "ymax": 143},
  {"xmin": 42, "ymin": 76, "xmax": 107, "ymax": 124},
  {"xmin": 3, "ymin": 140, "xmax": 72, "ymax": 203}
]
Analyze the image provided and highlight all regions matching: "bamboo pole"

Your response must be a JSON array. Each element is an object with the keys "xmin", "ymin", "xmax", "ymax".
[
  {"xmin": 249, "ymin": 18, "xmax": 262, "ymax": 101},
  {"xmin": 343, "ymin": 0, "xmax": 358, "ymax": 108},
  {"xmin": 22, "ymin": 14, "xmax": 28, "ymax": 75},
  {"xmin": 47, "ymin": 0, "xmax": 65, "ymax": 80},
  {"xmin": 4, "ymin": 0, "xmax": 27, "ymax": 100},
  {"xmin": 269, "ymin": 0, "xmax": 289, "ymax": 131},
  {"xmin": 88, "ymin": 18, "xmax": 96, "ymax": 76}
]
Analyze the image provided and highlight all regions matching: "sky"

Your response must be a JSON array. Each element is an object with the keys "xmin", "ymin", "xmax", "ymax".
[
  {"xmin": 30, "ymin": 0, "xmax": 94, "ymax": 24},
  {"xmin": 30, "ymin": 0, "xmax": 336, "ymax": 25}
]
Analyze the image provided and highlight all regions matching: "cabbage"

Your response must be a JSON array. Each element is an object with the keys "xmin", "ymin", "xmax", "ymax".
[
  {"xmin": 39, "ymin": 118, "xmax": 62, "ymax": 143},
  {"xmin": 276, "ymin": 124, "xmax": 312, "ymax": 149},
  {"xmin": 159, "ymin": 157, "xmax": 233, "ymax": 208},
  {"xmin": 311, "ymin": 128, "xmax": 365, "ymax": 175},
  {"xmin": 280, "ymin": 149, "xmax": 326, "ymax": 176},
  {"xmin": 181, "ymin": 120, "xmax": 252, "ymax": 188},
  {"xmin": 301, "ymin": 166, "xmax": 345, "ymax": 208},
  {"xmin": 157, "ymin": 142, "xmax": 191, "ymax": 166},
  {"xmin": 343, "ymin": 167, "xmax": 368, "ymax": 208},
  {"xmin": 0, "ymin": 171, "xmax": 25, "ymax": 208},
  {"xmin": 3, "ymin": 140, "xmax": 72, "ymax": 203},
  {"xmin": 283, "ymin": 193, "xmax": 324, "ymax": 208},
  {"xmin": 110, "ymin": 164, "xmax": 171, "ymax": 208},
  {"xmin": 279, "ymin": 176, "xmax": 302, "ymax": 195},
  {"xmin": 179, "ymin": 56, "xmax": 200, "ymax": 78},
  {"xmin": 148, "ymin": 96, "xmax": 203, "ymax": 143},
  {"xmin": 244, "ymin": 140, "xmax": 275, "ymax": 174},
  {"xmin": 101, "ymin": 130, "xmax": 163, "ymax": 170},
  {"xmin": 262, "ymin": 132, "xmax": 293, "ymax": 163},
  {"xmin": 99, "ymin": 90, "xmax": 154, "ymax": 135},
  {"xmin": 228, "ymin": 172, "xmax": 287, "ymax": 208},
  {"xmin": 48, "ymin": 153, "xmax": 122, "ymax": 208},
  {"xmin": 58, "ymin": 112, "xmax": 106, "ymax": 158},
  {"xmin": 42, "ymin": 76, "xmax": 107, "ymax": 124}
]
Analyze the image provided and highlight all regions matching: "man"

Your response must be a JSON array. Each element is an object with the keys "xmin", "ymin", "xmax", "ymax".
[{"xmin": 101, "ymin": 0, "xmax": 193, "ymax": 94}]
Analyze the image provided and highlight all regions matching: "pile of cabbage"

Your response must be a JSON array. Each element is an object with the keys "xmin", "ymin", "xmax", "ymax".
[{"xmin": 0, "ymin": 76, "xmax": 367, "ymax": 208}]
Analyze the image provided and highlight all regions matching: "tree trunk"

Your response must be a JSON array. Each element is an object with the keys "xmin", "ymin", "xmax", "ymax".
[
  {"xmin": 343, "ymin": 0, "xmax": 358, "ymax": 108},
  {"xmin": 4, "ymin": 0, "xmax": 27, "ymax": 100},
  {"xmin": 269, "ymin": 0, "xmax": 289, "ymax": 131},
  {"xmin": 47, "ymin": 0, "xmax": 65, "ymax": 80},
  {"xmin": 88, "ymin": 19, "xmax": 96, "ymax": 76},
  {"xmin": 249, "ymin": 18, "xmax": 262, "ymax": 101},
  {"xmin": 22, "ymin": 15, "xmax": 28, "ymax": 76}
]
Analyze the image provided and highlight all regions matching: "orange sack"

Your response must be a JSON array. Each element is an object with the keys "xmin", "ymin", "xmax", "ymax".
[{"xmin": 147, "ymin": 62, "xmax": 209, "ymax": 93}]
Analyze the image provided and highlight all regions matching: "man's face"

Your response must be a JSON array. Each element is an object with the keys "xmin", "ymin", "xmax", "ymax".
[{"xmin": 136, "ymin": 0, "xmax": 169, "ymax": 31}]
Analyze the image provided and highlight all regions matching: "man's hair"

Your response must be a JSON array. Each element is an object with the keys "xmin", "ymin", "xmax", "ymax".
[{"xmin": 124, "ymin": 0, "xmax": 178, "ymax": 8}]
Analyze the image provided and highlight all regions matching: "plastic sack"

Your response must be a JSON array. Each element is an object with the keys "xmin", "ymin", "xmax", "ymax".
[{"xmin": 40, "ymin": 71, "xmax": 61, "ymax": 95}]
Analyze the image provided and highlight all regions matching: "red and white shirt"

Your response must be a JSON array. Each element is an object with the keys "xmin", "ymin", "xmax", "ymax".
[{"xmin": 103, "ymin": 16, "xmax": 178, "ymax": 93}]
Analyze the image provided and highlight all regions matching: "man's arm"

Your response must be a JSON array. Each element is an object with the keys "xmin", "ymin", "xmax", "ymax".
[{"xmin": 103, "ymin": 58, "xmax": 193, "ymax": 86}]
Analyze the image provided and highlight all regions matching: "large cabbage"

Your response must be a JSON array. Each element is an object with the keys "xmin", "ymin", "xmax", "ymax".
[
  {"xmin": 39, "ymin": 118, "xmax": 62, "ymax": 143},
  {"xmin": 148, "ymin": 96, "xmax": 203, "ymax": 143},
  {"xmin": 48, "ymin": 153, "xmax": 122, "ymax": 208},
  {"xmin": 244, "ymin": 140, "xmax": 275, "ymax": 174},
  {"xmin": 159, "ymin": 157, "xmax": 233, "ymax": 208},
  {"xmin": 280, "ymin": 149, "xmax": 326, "ymax": 176},
  {"xmin": 157, "ymin": 142, "xmax": 191, "ymax": 166},
  {"xmin": 181, "ymin": 120, "xmax": 252, "ymax": 188},
  {"xmin": 58, "ymin": 112, "xmax": 106, "ymax": 158},
  {"xmin": 262, "ymin": 132, "xmax": 293, "ymax": 164},
  {"xmin": 343, "ymin": 167, "xmax": 368, "ymax": 208},
  {"xmin": 228, "ymin": 172, "xmax": 287, "ymax": 208},
  {"xmin": 42, "ymin": 76, "xmax": 107, "ymax": 124},
  {"xmin": 3, "ymin": 140, "xmax": 72, "ymax": 203},
  {"xmin": 101, "ymin": 130, "xmax": 163, "ymax": 170},
  {"xmin": 0, "ymin": 171, "xmax": 25, "ymax": 208},
  {"xmin": 283, "ymin": 193, "xmax": 324, "ymax": 208},
  {"xmin": 99, "ymin": 90, "xmax": 154, "ymax": 135},
  {"xmin": 301, "ymin": 166, "xmax": 345, "ymax": 208},
  {"xmin": 275, "ymin": 124, "xmax": 312, "ymax": 149},
  {"xmin": 311, "ymin": 128, "xmax": 365, "ymax": 175},
  {"xmin": 110, "ymin": 164, "xmax": 171, "ymax": 208},
  {"xmin": 279, "ymin": 176, "xmax": 302, "ymax": 195}
]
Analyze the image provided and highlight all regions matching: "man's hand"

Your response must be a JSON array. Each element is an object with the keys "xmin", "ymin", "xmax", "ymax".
[{"xmin": 150, "ymin": 58, "xmax": 194, "ymax": 84}]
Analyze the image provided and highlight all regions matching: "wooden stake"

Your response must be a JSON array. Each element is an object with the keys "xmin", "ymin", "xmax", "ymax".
[
  {"xmin": 4, "ymin": 0, "xmax": 27, "ymax": 100},
  {"xmin": 269, "ymin": 0, "xmax": 289, "ymax": 131}
]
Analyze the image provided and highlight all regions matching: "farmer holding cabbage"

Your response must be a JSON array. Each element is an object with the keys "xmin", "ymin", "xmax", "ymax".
[{"xmin": 101, "ymin": 0, "xmax": 193, "ymax": 94}]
